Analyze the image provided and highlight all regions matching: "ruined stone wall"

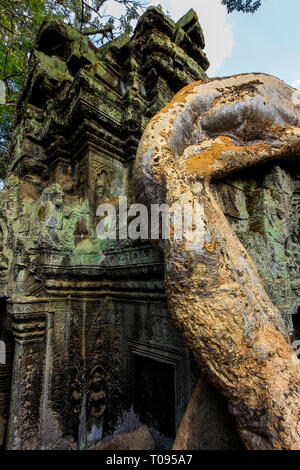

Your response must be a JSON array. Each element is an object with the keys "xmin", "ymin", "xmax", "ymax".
[
  {"xmin": 212, "ymin": 164, "xmax": 299, "ymax": 337},
  {"xmin": 0, "ymin": 7, "xmax": 213, "ymax": 450}
]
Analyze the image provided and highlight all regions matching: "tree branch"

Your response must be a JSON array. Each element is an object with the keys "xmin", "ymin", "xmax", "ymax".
[
  {"xmin": 82, "ymin": 25, "xmax": 113, "ymax": 36},
  {"xmin": 2, "ymin": 100, "xmax": 16, "ymax": 106},
  {"xmin": 5, "ymin": 70, "xmax": 25, "ymax": 82},
  {"xmin": 3, "ymin": 50, "xmax": 8, "ymax": 81},
  {"xmin": 80, "ymin": 0, "xmax": 84, "ymax": 31}
]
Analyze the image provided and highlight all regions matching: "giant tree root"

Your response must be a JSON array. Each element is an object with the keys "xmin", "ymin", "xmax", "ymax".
[{"xmin": 135, "ymin": 74, "xmax": 300, "ymax": 450}]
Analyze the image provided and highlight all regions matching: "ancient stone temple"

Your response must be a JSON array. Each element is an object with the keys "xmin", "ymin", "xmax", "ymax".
[{"xmin": 0, "ymin": 6, "xmax": 299, "ymax": 450}]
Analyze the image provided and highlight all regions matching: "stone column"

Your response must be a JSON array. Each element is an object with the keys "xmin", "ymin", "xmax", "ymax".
[{"xmin": 6, "ymin": 298, "xmax": 47, "ymax": 450}]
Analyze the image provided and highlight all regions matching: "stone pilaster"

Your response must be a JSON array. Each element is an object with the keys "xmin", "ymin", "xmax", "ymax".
[{"xmin": 6, "ymin": 298, "xmax": 48, "ymax": 450}]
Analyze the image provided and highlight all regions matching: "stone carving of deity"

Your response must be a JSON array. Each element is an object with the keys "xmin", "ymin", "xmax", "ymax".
[
  {"xmin": 87, "ymin": 366, "xmax": 107, "ymax": 444},
  {"xmin": 94, "ymin": 170, "xmax": 110, "ymax": 208}
]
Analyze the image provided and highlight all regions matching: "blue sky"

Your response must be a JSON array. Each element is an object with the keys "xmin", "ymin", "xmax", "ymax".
[
  {"xmin": 215, "ymin": 0, "xmax": 300, "ymax": 88},
  {"xmin": 149, "ymin": 0, "xmax": 300, "ymax": 90}
]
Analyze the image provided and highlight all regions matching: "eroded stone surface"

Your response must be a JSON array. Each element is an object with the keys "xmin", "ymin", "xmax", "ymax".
[
  {"xmin": 89, "ymin": 425, "xmax": 155, "ymax": 450},
  {"xmin": 0, "ymin": 7, "xmax": 213, "ymax": 450},
  {"xmin": 173, "ymin": 378, "xmax": 242, "ymax": 450},
  {"xmin": 212, "ymin": 165, "xmax": 300, "ymax": 335}
]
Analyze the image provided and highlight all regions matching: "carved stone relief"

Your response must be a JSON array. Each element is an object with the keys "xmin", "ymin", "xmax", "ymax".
[
  {"xmin": 76, "ymin": 151, "xmax": 128, "ymax": 209},
  {"xmin": 87, "ymin": 365, "xmax": 107, "ymax": 444},
  {"xmin": 49, "ymin": 298, "xmax": 121, "ymax": 448},
  {"xmin": 52, "ymin": 161, "xmax": 74, "ymax": 195}
]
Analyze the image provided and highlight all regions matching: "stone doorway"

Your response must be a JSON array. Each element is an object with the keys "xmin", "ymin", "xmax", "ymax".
[{"xmin": 131, "ymin": 354, "xmax": 176, "ymax": 449}]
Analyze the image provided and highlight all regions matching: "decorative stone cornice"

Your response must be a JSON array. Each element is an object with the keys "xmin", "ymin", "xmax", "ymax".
[{"xmin": 7, "ymin": 298, "xmax": 49, "ymax": 343}]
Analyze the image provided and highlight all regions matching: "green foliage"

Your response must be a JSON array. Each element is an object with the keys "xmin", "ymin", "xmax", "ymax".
[
  {"xmin": 0, "ymin": 0, "xmax": 147, "ymax": 176},
  {"xmin": 222, "ymin": 0, "xmax": 262, "ymax": 13}
]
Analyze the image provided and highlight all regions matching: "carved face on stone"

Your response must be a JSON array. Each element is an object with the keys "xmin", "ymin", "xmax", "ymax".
[
  {"xmin": 94, "ymin": 170, "xmax": 109, "ymax": 202},
  {"xmin": 55, "ymin": 165, "xmax": 73, "ymax": 194},
  {"xmin": 70, "ymin": 378, "xmax": 82, "ymax": 416},
  {"xmin": 42, "ymin": 184, "xmax": 65, "ymax": 210},
  {"xmin": 54, "ymin": 192, "xmax": 64, "ymax": 208},
  {"xmin": 88, "ymin": 367, "xmax": 107, "ymax": 420}
]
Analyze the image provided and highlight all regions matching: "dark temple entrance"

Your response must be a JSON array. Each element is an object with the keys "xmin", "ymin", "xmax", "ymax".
[
  {"xmin": 132, "ymin": 354, "xmax": 176, "ymax": 448},
  {"xmin": 293, "ymin": 307, "xmax": 300, "ymax": 341}
]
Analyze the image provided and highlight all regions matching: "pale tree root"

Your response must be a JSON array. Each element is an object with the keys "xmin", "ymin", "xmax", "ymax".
[{"xmin": 135, "ymin": 74, "xmax": 300, "ymax": 450}]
